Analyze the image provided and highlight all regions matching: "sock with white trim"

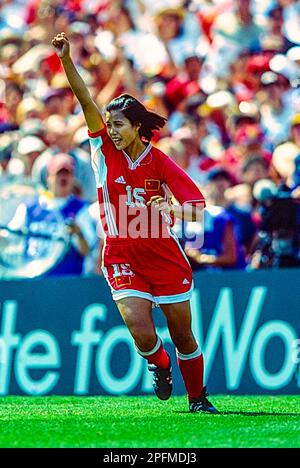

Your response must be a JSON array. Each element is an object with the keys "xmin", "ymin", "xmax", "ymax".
[
  {"xmin": 136, "ymin": 337, "xmax": 170, "ymax": 369},
  {"xmin": 177, "ymin": 346, "xmax": 204, "ymax": 400}
]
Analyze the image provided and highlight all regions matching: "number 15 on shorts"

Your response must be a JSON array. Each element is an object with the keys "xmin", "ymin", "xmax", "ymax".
[{"xmin": 112, "ymin": 264, "xmax": 134, "ymax": 278}]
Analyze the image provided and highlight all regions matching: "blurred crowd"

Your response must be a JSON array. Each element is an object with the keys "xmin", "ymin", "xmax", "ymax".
[{"xmin": 1, "ymin": 0, "xmax": 300, "ymax": 278}]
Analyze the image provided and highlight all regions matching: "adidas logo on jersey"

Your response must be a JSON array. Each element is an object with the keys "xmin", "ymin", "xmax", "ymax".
[
  {"xmin": 182, "ymin": 278, "xmax": 190, "ymax": 285},
  {"xmin": 115, "ymin": 176, "xmax": 126, "ymax": 184}
]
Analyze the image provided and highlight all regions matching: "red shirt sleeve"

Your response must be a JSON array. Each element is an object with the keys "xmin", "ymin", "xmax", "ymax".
[
  {"xmin": 160, "ymin": 151, "xmax": 206, "ymax": 207},
  {"xmin": 88, "ymin": 127, "xmax": 109, "ymax": 140}
]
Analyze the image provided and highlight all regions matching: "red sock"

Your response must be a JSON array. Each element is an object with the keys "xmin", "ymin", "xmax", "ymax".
[
  {"xmin": 137, "ymin": 338, "xmax": 170, "ymax": 369},
  {"xmin": 177, "ymin": 351, "xmax": 204, "ymax": 400}
]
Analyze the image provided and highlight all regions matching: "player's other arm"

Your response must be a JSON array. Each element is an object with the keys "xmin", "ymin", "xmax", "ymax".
[
  {"xmin": 147, "ymin": 195, "xmax": 204, "ymax": 222},
  {"xmin": 147, "ymin": 153, "xmax": 205, "ymax": 222},
  {"xmin": 52, "ymin": 32, "xmax": 104, "ymax": 134}
]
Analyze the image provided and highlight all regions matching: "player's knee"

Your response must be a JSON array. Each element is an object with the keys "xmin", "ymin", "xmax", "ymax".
[
  {"xmin": 134, "ymin": 331, "xmax": 157, "ymax": 353},
  {"xmin": 171, "ymin": 332, "xmax": 197, "ymax": 353}
]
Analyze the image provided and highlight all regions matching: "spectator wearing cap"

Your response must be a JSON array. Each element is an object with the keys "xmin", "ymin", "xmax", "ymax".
[
  {"xmin": 259, "ymin": 71, "xmax": 294, "ymax": 149},
  {"xmin": 182, "ymin": 167, "xmax": 246, "ymax": 270},
  {"xmin": 9, "ymin": 153, "xmax": 96, "ymax": 277},
  {"xmin": 47, "ymin": 153, "xmax": 76, "ymax": 195}
]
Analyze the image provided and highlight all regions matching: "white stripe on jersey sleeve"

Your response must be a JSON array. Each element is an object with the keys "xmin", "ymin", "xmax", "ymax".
[
  {"xmin": 88, "ymin": 135, "xmax": 107, "ymax": 188},
  {"xmin": 89, "ymin": 134, "xmax": 118, "ymax": 236}
]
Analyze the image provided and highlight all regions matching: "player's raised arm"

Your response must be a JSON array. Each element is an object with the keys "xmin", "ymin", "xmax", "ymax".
[{"xmin": 51, "ymin": 32, "xmax": 104, "ymax": 133}]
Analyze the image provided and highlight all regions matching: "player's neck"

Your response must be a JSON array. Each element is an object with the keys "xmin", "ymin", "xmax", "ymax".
[{"xmin": 124, "ymin": 138, "xmax": 147, "ymax": 162}]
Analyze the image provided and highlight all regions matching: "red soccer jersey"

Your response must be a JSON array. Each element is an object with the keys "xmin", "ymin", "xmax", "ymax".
[{"xmin": 88, "ymin": 127, "xmax": 205, "ymax": 241}]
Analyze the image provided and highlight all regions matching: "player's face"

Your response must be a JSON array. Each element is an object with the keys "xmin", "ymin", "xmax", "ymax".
[{"xmin": 105, "ymin": 110, "xmax": 140, "ymax": 151}]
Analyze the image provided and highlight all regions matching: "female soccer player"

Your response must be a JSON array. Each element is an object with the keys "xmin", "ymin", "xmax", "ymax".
[{"xmin": 52, "ymin": 32, "xmax": 218, "ymax": 413}]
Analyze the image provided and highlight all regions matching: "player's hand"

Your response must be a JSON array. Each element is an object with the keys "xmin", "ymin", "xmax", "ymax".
[
  {"xmin": 147, "ymin": 196, "xmax": 172, "ymax": 215},
  {"xmin": 52, "ymin": 32, "xmax": 70, "ymax": 59}
]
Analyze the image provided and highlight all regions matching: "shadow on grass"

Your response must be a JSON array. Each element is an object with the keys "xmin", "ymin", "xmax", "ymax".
[{"xmin": 175, "ymin": 410, "xmax": 300, "ymax": 416}]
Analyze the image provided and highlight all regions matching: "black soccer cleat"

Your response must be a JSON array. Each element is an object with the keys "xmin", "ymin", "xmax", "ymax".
[
  {"xmin": 148, "ymin": 356, "xmax": 172, "ymax": 401},
  {"xmin": 189, "ymin": 386, "xmax": 219, "ymax": 414}
]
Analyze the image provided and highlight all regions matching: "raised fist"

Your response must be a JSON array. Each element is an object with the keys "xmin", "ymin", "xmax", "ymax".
[{"xmin": 51, "ymin": 32, "xmax": 70, "ymax": 59}]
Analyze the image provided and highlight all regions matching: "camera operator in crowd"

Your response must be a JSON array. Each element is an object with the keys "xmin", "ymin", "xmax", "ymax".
[{"xmin": 250, "ymin": 177, "xmax": 300, "ymax": 269}]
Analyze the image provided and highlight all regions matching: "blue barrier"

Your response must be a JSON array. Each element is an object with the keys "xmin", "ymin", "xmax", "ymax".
[{"xmin": 0, "ymin": 268, "xmax": 299, "ymax": 395}]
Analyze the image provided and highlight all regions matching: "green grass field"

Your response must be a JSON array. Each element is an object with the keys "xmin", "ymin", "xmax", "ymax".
[{"xmin": 0, "ymin": 395, "xmax": 299, "ymax": 448}]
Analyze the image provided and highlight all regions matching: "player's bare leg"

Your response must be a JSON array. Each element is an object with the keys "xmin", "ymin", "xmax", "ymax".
[
  {"xmin": 161, "ymin": 300, "xmax": 219, "ymax": 413},
  {"xmin": 116, "ymin": 297, "xmax": 172, "ymax": 400},
  {"xmin": 116, "ymin": 297, "xmax": 156, "ymax": 351},
  {"xmin": 160, "ymin": 300, "xmax": 197, "ymax": 354}
]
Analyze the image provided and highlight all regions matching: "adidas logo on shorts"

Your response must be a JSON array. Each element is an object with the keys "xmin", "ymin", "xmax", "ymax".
[
  {"xmin": 182, "ymin": 278, "xmax": 190, "ymax": 285},
  {"xmin": 115, "ymin": 176, "xmax": 126, "ymax": 184}
]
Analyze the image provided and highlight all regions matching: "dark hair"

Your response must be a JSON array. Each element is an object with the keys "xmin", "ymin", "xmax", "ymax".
[{"xmin": 105, "ymin": 94, "xmax": 167, "ymax": 141}]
